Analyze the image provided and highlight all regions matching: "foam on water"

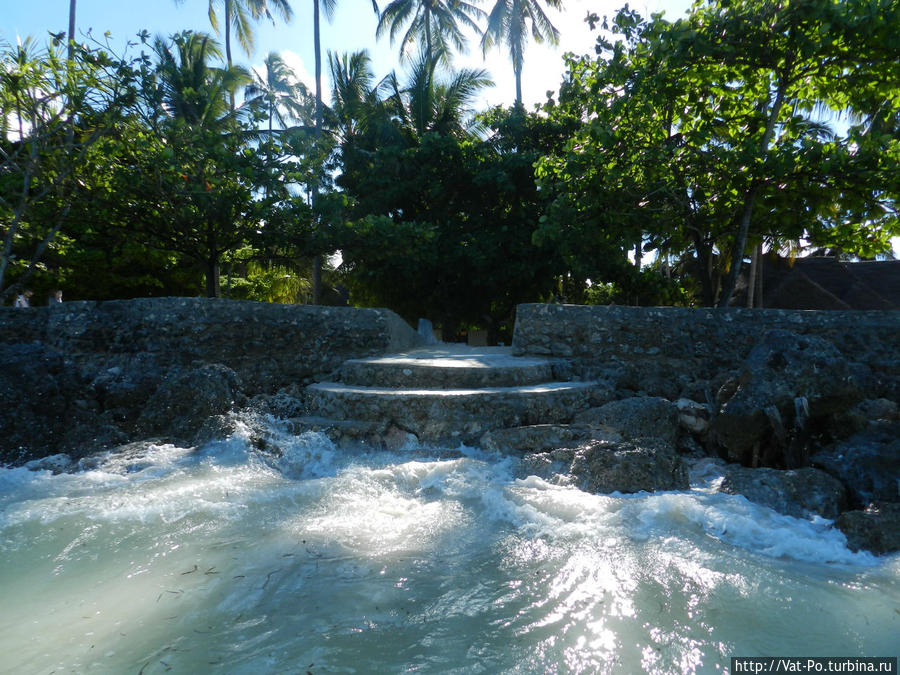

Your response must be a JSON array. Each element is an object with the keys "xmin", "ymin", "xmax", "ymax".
[{"xmin": 1, "ymin": 420, "xmax": 898, "ymax": 674}]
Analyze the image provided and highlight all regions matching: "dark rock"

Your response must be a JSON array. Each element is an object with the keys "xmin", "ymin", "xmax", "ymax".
[
  {"xmin": 480, "ymin": 423, "xmax": 623, "ymax": 454},
  {"xmin": 717, "ymin": 465, "xmax": 847, "ymax": 520},
  {"xmin": 854, "ymin": 398, "xmax": 898, "ymax": 422},
  {"xmin": 811, "ymin": 423, "xmax": 900, "ymax": 507},
  {"xmin": 707, "ymin": 329, "xmax": 862, "ymax": 468},
  {"xmin": 573, "ymin": 396, "xmax": 679, "ymax": 444},
  {"xmin": 0, "ymin": 342, "xmax": 87, "ymax": 464},
  {"xmin": 137, "ymin": 363, "xmax": 243, "ymax": 441},
  {"xmin": 835, "ymin": 503, "xmax": 900, "ymax": 555},
  {"xmin": 24, "ymin": 453, "xmax": 76, "ymax": 474},
  {"xmin": 568, "ymin": 438, "xmax": 689, "ymax": 494}
]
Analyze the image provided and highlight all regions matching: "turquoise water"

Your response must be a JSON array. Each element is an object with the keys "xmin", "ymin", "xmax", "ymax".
[{"xmin": 1, "ymin": 418, "xmax": 898, "ymax": 674}]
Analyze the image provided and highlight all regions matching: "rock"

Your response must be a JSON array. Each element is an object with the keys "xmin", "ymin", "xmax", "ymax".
[
  {"xmin": 568, "ymin": 438, "xmax": 689, "ymax": 494},
  {"xmin": 0, "ymin": 342, "xmax": 88, "ymax": 464},
  {"xmin": 835, "ymin": 503, "xmax": 900, "ymax": 555},
  {"xmin": 573, "ymin": 396, "xmax": 679, "ymax": 444},
  {"xmin": 854, "ymin": 398, "xmax": 898, "ymax": 422},
  {"xmin": 717, "ymin": 465, "xmax": 847, "ymax": 520},
  {"xmin": 24, "ymin": 453, "xmax": 76, "ymax": 474},
  {"xmin": 676, "ymin": 398, "xmax": 712, "ymax": 435},
  {"xmin": 811, "ymin": 423, "xmax": 900, "ymax": 507},
  {"xmin": 480, "ymin": 423, "xmax": 623, "ymax": 454},
  {"xmin": 707, "ymin": 329, "xmax": 862, "ymax": 468},
  {"xmin": 138, "ymin": 363, "xmax": 243, "ymax": 440}
]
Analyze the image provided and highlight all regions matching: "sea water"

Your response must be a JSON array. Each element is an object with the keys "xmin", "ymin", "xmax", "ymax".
[{"xmin": 1, "ymin": 416, "xmax": 897, "ymax": 674}]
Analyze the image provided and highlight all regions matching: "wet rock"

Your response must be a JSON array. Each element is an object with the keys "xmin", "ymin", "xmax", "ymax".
[
  {"xmin": 568, "ymin": 438, "xmax": 689, "ymax": 494},
  {"xmin": 708, "ymin": 329, "xmax": 862, "ymax": 468},
  {"xmin": 717, "ymin": 465, "xmax": 847, "ymax": 520},
  {"xmin": 676, "ymin": 398, "xmax": 712, "ymax": 435},
  {"xmin": 835, "ymin": 503, "xmax": 900, "ymax": 555},
  {"xmin": 573, "ymin": 396, "xmax": 679, "ymax": 444},
  {"xmin": 480, "ymin": 423, "xmax": 623, "ymax": 455},
  {"xmin": 811, "ymin": 423, "xmax": 900, "ymax": 508},
  {"xmin": 0, "ymin": 343, "xmax": 88, "ymax": 464},
  {"xmin": 138, "ymin": 363, "xmax": 243, "ymax": 440},
  {"xmin": 24, "ymin": 453, "xmax": 76, "ymax": 474},
  {"xmin": 854, "ymin": 398, "xmax": 898, "ymax": 422}
]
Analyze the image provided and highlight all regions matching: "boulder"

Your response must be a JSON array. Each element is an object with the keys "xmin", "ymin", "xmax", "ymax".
[
  {"xmin": 811, "ymin": 423, "xmax": 900, "ymax": 507},
  {"xmin": 835, "ymin": 503, "xmax": 900, "ymax": 555},
  {"xmin": 573, "ymin": 396, "xmax": 680, "ymax": 444},
  {"xmin": 707, "ymin": 329, "xmax": 862, "ymax": 468},
  {"xmin": 676, "ymin": 398, "xmax": 712, "ymax": 435},
  {"xmin": 568, "ymin": 438, "xmax": 689, "ymax": 494},
  {"xmin": 137, "ymin": 363, "xmax": 244, "ymax": 440},
  {"xmin": 0, "ymin": 343, "xmax": 86, "ymax": 464},
  {"xmin": 717, "ymin": 465, "xmax": 847, "ymax": 520},
  {"xmin": 480, "ymin": 423, "xmax": 623, "ymax": 455}
]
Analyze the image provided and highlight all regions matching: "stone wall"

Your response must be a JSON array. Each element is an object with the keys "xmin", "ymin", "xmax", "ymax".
[
  {"xmin": 512, "ymin": 303, "xmax": 900, "ymax": 394},
  {"xmin": 0, "ymin": 299, "xmax": 421, "ymax": 462},
  {"xmin": 1, "ymin": 298, "xmax": 421, "ymax": 391}
]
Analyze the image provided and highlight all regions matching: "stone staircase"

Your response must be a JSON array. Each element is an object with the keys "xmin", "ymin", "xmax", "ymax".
[{"xmin": 304, "ymin": 345, "xmax": 603, "ymax": 443}]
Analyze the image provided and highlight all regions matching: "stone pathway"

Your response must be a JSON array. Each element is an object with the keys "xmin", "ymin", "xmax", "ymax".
[{"xmin": 304, "ymin": 344, "xmax": 602, "ymax": 443}]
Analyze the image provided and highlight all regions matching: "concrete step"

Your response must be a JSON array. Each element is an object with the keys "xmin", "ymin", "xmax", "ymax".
[
  {"xmin": 338, "ymin": 346, "xmax": 557, "ymax": 389},
  {"xmin": 304, "ymin": 380, "xmax": 603, "ymax": 442}
]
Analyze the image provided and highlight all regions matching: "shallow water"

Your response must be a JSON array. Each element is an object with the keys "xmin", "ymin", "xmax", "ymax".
[{"xmin": 1, "ymin": 418, "xmax": 898, "ymax": 674}]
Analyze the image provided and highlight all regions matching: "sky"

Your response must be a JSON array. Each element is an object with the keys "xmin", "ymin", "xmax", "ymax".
[{"xmin": 2, "ymin": 0, "xmax": 693, "ymax": 111}]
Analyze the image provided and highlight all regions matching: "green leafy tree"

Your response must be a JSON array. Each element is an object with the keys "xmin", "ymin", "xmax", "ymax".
[
  {"xmin": 536, "ymin": 0, "xmax": 900, "ymax": 306},
  {"xmin": 336, "ymin": 84, "xmax": 563, "ymax": 339},
  {"xmin": 480, "ymin": 0, "xmax": 562, "ymax": 105},
  {"xmin": 0, "ymin": 36, "xmax": 134, "ymax": 299}
]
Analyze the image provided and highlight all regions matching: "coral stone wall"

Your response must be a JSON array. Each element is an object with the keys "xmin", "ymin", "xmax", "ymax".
[
  {"xmin": 1, "ymin": 298, "xmax": 421, "ymax": 392},
  {"xmin": 512, "ymin": 303, "xmax": 900, "ymax": 383}
]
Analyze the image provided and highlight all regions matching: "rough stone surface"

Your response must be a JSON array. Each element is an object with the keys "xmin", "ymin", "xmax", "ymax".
[
  {"xmin": 717, "ymin": 465, "xmax": 847, "ymax": 520},
  {"xmin": 0, "ymin": 299, "xmax": 422, "ymax": 462},
  {"xmin": 835, "ymin": 503, "xmax": 900, "ymax": 555},
  {"xmin": 512, "ymin": 304, "xmax": 900, "ymax": 399},
  {"xmin": 573, "ymin": 396, "xmax": 680, "ymax": 444},
  {"xmin": 707, "ymin": 330, "xmax": 862, "ymax": 467},
  {"xmin": 479, "ymin": 424, "xmax": 624, "ymax": 454},
  {"xmin": 811, "ymin": 423, "xmax": 900, "ymax": 507},
  {"xmin": 304, "ymin": 381, "xmax": 605, "ymax": 443},
  {"xmin": 340, "ymin": 347, "xmax": 558, "ymax": 389},
  {"xmin": 137, "ymin": 363, "xmax": 243, "ymax": 439},
  {"xmin": 568, "ymin": 438, "xmax": 690, "ymax": 494}
]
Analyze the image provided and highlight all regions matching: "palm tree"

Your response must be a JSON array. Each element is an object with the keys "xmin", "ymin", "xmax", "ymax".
[
  {"xmin": 376, "ymin": 0, "xmax": 484, "ymax": 63},
  {"xmin": 152, "ymin": 31, "xmax": 249, "ymax": 129},
  {"xmin": 176, "ymin": 0, "xmax": 293, "ymax": 69},
  {"xmin": 244, "ymin": 51, "xmax": 313, "ymax": 134},
  {"xmin": 383, "ymin": 51, "xmax": 492, "ymax": 139},
  {"xmin": 480, "ymin": 0, "xmax": 562, "ymax": 105},
  {"xmin": 308, "ymin": 0, "xmax": 376, "ymax": 304}
]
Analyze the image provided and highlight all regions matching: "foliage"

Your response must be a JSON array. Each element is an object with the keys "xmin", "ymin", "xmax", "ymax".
[
  {"xmin": 376, "ymin": 0, "xmax": 484, "ymax": 63},
  {"xmin": 0, "ymin": 35, "xmax": 137, "ymax": 299},
  {"xmin": 336, "ymin": 103, "xmax": 564, "ymax": 338},
  {"xmin": 536, "ymin": 0, "xmax": 900, "ymax": 306},
  {"xmin": 480, "ymin": 0, "xmax": 562, "ymax": 104}
]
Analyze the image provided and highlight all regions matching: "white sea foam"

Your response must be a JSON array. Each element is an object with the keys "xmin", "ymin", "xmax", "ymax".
[{"xmin": 1, "ymin": 423, "xmax": 897, "ymax": 675}]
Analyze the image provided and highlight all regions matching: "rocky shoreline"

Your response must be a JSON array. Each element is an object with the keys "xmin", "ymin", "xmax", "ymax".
[{"xmin": 3, "ymin": 299, "xmax": 898, "ymax": 555}]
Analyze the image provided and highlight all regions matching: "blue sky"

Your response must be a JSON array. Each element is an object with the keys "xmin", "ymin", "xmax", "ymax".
[{"xmin": 2, "ymin": 0, "xmax": 693, "ymax": 110}]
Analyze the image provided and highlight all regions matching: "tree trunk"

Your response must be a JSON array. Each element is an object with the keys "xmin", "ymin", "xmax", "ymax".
[
  {"xmin": 68, "ymin": 0, "xmax": 77, "ymax": 57},
  {"xmin": 718, "ymin": 59, "xmax": 792, "ymax": 307},
  {"xmin": 206, "ymin": 258, "xmax": 221, "ymax": 298},
  {"xmin": 311, "ymin": 0, "xmax": 323, "ymax": 304},
  {"xmin": 746, "ymin": 244, "xmax": 758, "ymax": 307}
]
